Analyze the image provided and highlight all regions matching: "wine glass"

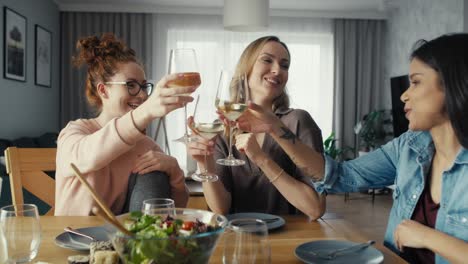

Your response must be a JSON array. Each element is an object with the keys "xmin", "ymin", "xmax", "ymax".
[
  {"xmin": 215, "ymin": 70, "xmax": 249, "ymax": 166},
  {"xmin": 142, "ymin": 198, "xmax": 175, "ymax": 215},
  {"xmin": 167, "ymin": 48, "xmax": 201, "ymax": 144},
  {"xmin": 222, "ymin": 219, "xmax": 271, "ymax": 264},
  {"xmin": 0, "ymin": 204, "xmax": 41, "ymax": 263},
  {"xmin": 190, "ymin": 87, "xmax": 224, "ymax": 182}
]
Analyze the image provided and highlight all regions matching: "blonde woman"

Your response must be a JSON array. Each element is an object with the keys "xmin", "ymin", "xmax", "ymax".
[{"xmin": 187, "ymin": 36, "xmax": 326, "ymax": 219}]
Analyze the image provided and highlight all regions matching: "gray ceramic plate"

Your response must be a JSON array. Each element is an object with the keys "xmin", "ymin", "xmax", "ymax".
[
  {"xmin": 54, "ymin": 226, "xmax": 114, "ymax": 251},
  {"xmin": 225, "ymin": 212, "xmax": 286, "ymax": 230},
  {"xmin": 295, "ymin": 240, "xmax": 384, "ymax": 264}
]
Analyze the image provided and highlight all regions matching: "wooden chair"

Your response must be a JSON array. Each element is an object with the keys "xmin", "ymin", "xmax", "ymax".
[{"xmin": 4, "ymin": 147, "xmax": 56, "ymax": 215}]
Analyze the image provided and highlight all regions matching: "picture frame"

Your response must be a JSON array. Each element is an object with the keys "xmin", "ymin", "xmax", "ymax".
[
  {"xmin": 35, "ymin": 25, "xmax": 52, "ymax": 87},
  {"xmin": 3, "ymin": 7, "xmax": 27, "ymax": 82}
]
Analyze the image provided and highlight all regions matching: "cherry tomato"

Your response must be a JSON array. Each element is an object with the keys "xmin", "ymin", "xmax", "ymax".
[{"xmin": 181, "ymin": 221, "xmax": 195, "ymax": 231}]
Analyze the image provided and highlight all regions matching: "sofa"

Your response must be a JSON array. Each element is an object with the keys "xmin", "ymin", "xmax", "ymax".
[{"xmin": 0, "ymin": 132, "xmax": 58, "ymax": 213}]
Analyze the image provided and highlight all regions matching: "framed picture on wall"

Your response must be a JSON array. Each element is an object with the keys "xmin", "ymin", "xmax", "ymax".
[
  {"xmin": 3, "ymin": 7, "xmax": 27, "ymax": 82},
  {"xmin": 35, "ymin": 25, "xmax": 52, "ymax": 87}
]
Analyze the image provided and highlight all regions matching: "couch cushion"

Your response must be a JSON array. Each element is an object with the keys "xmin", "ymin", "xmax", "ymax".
[
  {"xmin": 0, "ymin": 139, "xmax": 11, "ymax": 154},
  {"xmin": 11, "ymin": 137, "xmax": 38, "ymax": 148},
  {"xmin": 37, "ymin": 132, "xmax": 58, "ymax": 148}
]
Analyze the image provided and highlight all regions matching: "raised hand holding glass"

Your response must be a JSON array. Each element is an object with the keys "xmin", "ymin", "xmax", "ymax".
[
  {"xmin": 168, "ymin": 48, "xmax": 201, "ymax": 144},
  {"xmin": 215, "ymin": 70, "xmax": 249, "ymax": 166}
]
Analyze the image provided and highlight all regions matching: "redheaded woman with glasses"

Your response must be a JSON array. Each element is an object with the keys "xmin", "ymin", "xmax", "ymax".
[{"xmin": 55, "ymin": 33, "xmax": 196, "ymax": 215}]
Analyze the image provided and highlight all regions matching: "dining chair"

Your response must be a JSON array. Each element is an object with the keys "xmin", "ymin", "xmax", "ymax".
[{"xmin": 4, "ymin": 147, "xmax": 56, "ymax": 215}]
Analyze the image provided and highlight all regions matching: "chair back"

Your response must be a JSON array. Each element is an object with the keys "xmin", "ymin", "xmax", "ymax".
[{"xmin": 4, "ymin": 147, "xmax": 56, "ymax": 215}]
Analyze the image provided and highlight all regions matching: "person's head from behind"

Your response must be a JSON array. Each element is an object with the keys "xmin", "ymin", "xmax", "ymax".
[
  {"xmin": 73, "ymin": 33, "xmax": 153, "ymax": 118},
  {"xmin": 235, "ymin": 36, "xmax": 291, "ymax": 111},
  {"xmin": 401, "ymin": 33, "xmax": 468, "ymax": 148}
]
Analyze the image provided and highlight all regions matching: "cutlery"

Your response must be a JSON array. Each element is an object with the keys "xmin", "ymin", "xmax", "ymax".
[
  {"xmin": 300, "ymin": 240, "xmax": 375, "ymax": 260},
  {"xmin": 260, "ymin": 217, "xmax": 280, "ymax": 223},
  {"xmin": 231, "ymin": 217, "xmax": 280, "ymax": 227},
  {"xmin": 64, "ymin": 226, "xmax": 96, "ymax": 241}
]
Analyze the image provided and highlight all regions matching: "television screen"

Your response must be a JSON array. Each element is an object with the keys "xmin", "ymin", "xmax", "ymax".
[{"xmin": 390, "ymin": 75, "xmax": 409, "ymax": 137}]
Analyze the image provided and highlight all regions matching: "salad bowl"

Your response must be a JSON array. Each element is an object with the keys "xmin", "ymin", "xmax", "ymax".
[{"xmin": 112, "ymin": 208, "xmax": 228, "ymax": 264}]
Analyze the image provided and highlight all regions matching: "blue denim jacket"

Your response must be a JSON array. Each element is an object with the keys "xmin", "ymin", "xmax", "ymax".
[{"xmin": 314, "ymin": 131, "xmax": 468, "ymax": 264}]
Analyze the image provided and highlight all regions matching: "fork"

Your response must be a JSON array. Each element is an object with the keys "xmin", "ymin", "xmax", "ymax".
[
  {"xmin": 64, "ymin": 226, "xmax": 97, "ymax": 241},
  {"xmin": 300, "ymin": 240, "xmax": 375, "ymax": 260},
  {"xmin": 260, "ymin": 217, "xmax": 280, "ymax": 223}
]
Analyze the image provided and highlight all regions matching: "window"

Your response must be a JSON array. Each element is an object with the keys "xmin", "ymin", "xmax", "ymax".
[{"xmin": 152, "ymin": 15, "xmax": 333, "ymax": 174}]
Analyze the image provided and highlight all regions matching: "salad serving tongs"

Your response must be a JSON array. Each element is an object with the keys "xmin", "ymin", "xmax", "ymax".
[
  {"xmin": 301, "ymin": 240, "xmax": 375, "ymax": 260},
  {"xmin": 70, "ymin": 163, "xmax": 132, "ymax": 236}
]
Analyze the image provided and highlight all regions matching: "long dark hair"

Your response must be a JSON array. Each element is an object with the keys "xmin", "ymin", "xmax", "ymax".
[{"xmin": 410, "ymin": 33, "xmax": 468, "ymax": 148}]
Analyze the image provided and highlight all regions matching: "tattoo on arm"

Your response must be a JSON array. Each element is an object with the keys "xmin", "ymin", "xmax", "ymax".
[
  {"xmin": 279, "ymin": 127, "xmax": 296, "ymax": 144},
  {"xmin": 298, "ymin": 165, "xmax": 323, "ymax": 182}
]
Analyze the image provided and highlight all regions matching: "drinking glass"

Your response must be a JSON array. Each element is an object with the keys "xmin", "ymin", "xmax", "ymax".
[
  {"xmin": 0, "ymin": 220, "xmax": 7, "ymax": 264},
  {"xmin": 190, "ymin": 85, "xmax": 224, "ymax": 182},
  {"xmin": 142, "ymin": 198, "xmax": 175, "ymax": 215},
  {"xmin": 222, "ymin": 219, "xmax": 271, "ymax": 264},
  {"xmin": 215, "ymin": 70, "xmax": 249, "ymax": 166},
  {"xmin": 168, "ymin": 48, "xmax": 201, "ymax": 144},
  {"xmin": 0, "ymin": 204, "xmax": 41, "ymax": 263}
]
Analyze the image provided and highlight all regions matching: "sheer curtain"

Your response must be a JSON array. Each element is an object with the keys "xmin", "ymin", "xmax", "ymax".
[
  {"xmin": 151, "ymin": 14, "xmax": 334, "ymax": 174},
  {"xmin": 333, "ymin": 19, "xmax": 385, "ymax": 156}
]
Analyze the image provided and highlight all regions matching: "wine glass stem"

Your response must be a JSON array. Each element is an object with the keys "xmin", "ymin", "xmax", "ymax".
[
  {"xmin": 184, "ymin": 105, "xmax": 189, "ymax": 136},
  {"xmin": 203, "ymin": 152, "xmax": 208, "ymax": 174},
  {"xmin": 227, "ymin": 124, "xmax": 234, "ymax": 159}
]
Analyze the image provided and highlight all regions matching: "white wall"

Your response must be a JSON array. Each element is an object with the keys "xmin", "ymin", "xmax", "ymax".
[
  {"xmin": 465, "ymin": 0, "xmax": 468, "ymax": 31},
  {"xmin": 0, "ymin": 0, "xmax": 60, "ymax": 140},
  {"xmin": 382, "ymin": 0, "xmax": 464, "ymax": 108}
]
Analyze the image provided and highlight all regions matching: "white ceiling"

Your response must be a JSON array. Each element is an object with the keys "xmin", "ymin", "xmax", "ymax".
[{"xmin": 54, "ymin": 0, "xmax": 389, "ymax": 19}]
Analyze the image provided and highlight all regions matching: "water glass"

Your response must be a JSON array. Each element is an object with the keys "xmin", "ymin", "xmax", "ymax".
[
  {"xmin": 0, "ymin": 220, "xmax": 7, "ymax": 264},
  {"xmin": 223, "ymin": 218, "xmax": 271, "ymax": 264},
  {"xmin": 142, "ymin": 198, "xmax": 175, "ymax": 215},
  {"xmin": 0, "ymin": 204, "xmax": 41, "ymax": 263}
]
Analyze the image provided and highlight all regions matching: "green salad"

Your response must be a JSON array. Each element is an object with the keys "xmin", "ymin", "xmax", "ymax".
[{"xmin": 114, "ymin": 211, "xmax": 222, "ymax": 264}]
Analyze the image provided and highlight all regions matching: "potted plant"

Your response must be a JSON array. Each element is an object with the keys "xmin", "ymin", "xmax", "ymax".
[
  {"xmin": 354, "ymin": 110, "xmax": 393, "ymax": 155},
  {"xmin": 323, "ymin": 132, "xmax": 354, "ymax": 161}
]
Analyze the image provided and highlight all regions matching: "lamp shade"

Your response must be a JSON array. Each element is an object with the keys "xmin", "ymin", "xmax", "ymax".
[{"xmin": 223, "ymin": 0, "xmax": 269, "ymax": 32}]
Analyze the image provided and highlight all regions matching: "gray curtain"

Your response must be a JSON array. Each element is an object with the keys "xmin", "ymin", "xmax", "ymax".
[
  {"xmin": 59, "ymin": 12, "xmax": 153, "ymax": 128},
  {"xmin": 333, "ymin": 19, "xmax": 385, "ymax": 156}
]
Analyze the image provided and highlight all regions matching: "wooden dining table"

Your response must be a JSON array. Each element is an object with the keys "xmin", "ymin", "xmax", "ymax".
[{"xmin": 35, "ymin": 215, "xmax": 407, "ymax": 263}]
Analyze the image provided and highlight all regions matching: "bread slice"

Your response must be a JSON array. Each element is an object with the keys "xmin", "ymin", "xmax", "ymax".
[{"xmin": 93, "ymin": 251, "xmax": 119, "ymax": 264}]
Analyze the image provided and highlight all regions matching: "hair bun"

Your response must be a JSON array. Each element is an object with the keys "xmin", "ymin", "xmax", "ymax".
[{"xmin": 73, "ymin": 33, "xmax": 135, "ymax": 67}]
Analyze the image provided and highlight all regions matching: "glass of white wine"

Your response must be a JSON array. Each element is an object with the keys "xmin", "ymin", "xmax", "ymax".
[
  {"xmin": 215, "ymin": 70, "xmax": 249, "ymax": 166},
  {"xmin": 190, "ymin": 84, "xmax": 224, "ymax": 182},
  {"xmin": 167, "ymin": 48, "xmax": 201, "ymax": 144},
  {"xmin": 191, "ymin": 121, "xmax": 224, "ymax": 182}
]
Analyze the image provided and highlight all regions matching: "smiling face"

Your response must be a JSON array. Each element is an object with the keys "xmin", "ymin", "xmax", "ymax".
[
  {"xmin": 101, "ymin": 62, "xmax": 148, "ymax": 118},
  {"xmin": 248, "ymin": 41, "xmax": 290, "ymax": 106},
  {"xmin": 400, "ymin": 58, "xmax": 447, "ymax": 131}
]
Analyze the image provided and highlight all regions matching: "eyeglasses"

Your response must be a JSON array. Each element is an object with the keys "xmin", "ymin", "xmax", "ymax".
[{"xmin": 105, "ymin": 81, "xmax": 154, "ymax": 96}]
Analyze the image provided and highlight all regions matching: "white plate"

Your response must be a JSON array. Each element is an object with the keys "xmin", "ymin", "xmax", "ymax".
[
  {"xmin": 54, "ymin": 226, "xmax": 114, "ymax": 251},
  {"xmin": 225, "ymin": 212, "xmax": 286, "ymax": 230},
  {"xmin": 295, "ymin": 240, "xmax": 384, "ymax": 264}
]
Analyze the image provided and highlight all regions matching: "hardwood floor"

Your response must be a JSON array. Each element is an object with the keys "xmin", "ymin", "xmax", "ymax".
[{"xmin": 323, "ymin": 192, "xmax": 393, "ymax": 244}]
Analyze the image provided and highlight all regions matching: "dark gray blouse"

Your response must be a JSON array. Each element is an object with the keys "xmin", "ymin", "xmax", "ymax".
[{"xmin": 214, "ymin": 107, "xmax": 323, "ymax": 215}]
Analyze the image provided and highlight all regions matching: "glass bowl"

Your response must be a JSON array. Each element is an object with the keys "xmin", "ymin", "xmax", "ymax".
[{"xmin": 112, "ymin": 208, "xmax": 227, "ymax": 264}]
